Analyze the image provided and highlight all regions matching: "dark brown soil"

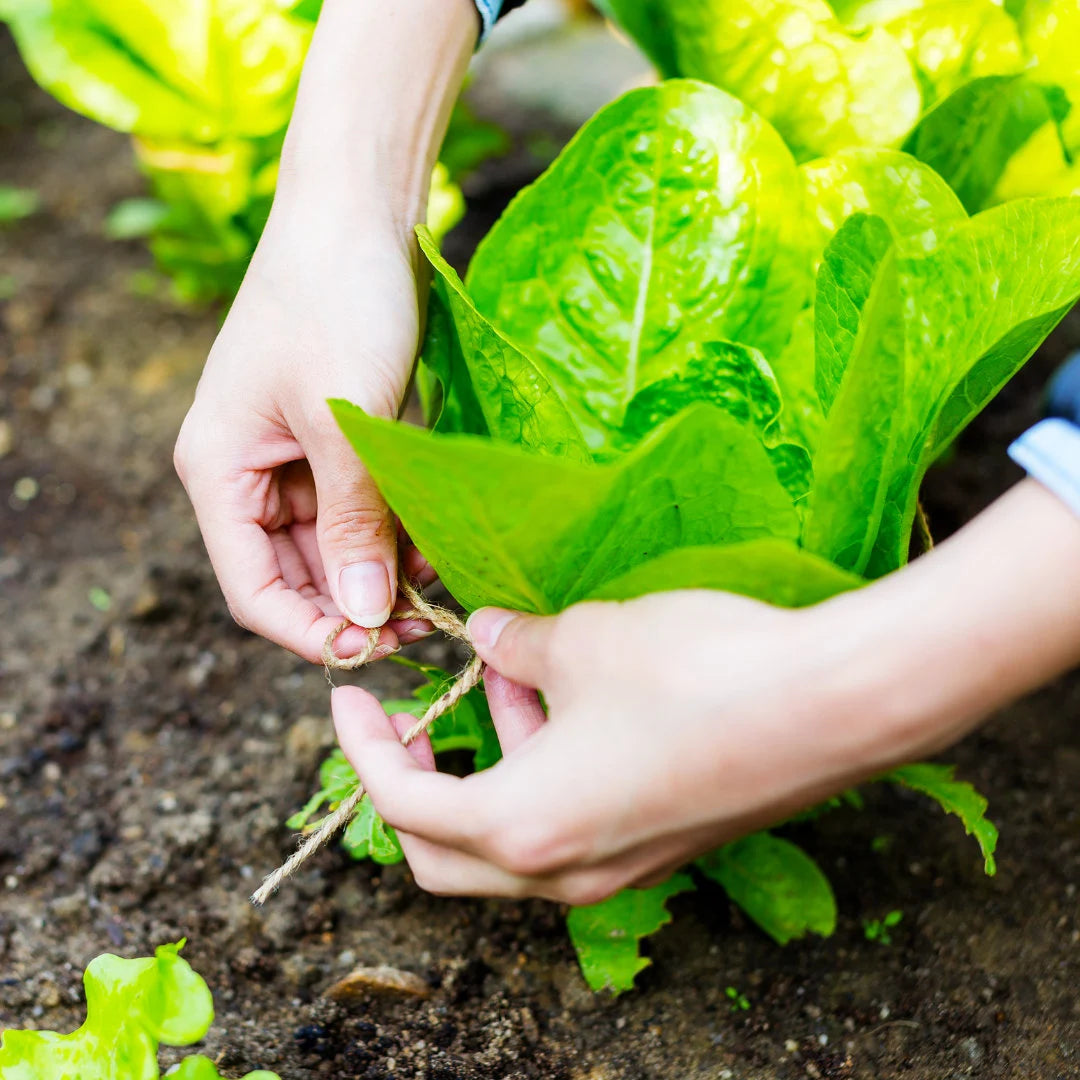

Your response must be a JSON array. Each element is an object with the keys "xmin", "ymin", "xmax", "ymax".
[{"xmin": 2, "ymin": 30, "xmax": 1079, "ymax": 1080}]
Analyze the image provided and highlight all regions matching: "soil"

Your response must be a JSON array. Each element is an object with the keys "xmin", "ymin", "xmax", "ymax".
[{"xmin": 2, "ymin": 28, "xmax": 1080, "ymax": 1080}]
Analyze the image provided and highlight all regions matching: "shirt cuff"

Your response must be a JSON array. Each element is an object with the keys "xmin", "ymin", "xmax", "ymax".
[
  {"xmin": 473, "ymin": 0, "xmax": 503, "ymax": 40},
  {"xmin": 1008, "ymin": 418, "xmax": 1080, "ymax": 518}
]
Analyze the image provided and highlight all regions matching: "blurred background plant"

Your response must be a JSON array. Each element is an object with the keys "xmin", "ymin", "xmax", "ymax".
[
  {"xmin": 0, "ymin": 0, "xmax": 508, "ymax": 303},
  {"xmin": 597, "ymin": 0, "xmax": 1080, "ymax": 212}
]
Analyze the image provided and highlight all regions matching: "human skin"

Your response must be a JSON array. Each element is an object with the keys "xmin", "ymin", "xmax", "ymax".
[
  {"xmin": 333, "ymin": 478, "xmax": 1080, "ymax": 904},
  {"xmin": 174, "ymin": 0, "xmax": 478, "ymax": 662}
]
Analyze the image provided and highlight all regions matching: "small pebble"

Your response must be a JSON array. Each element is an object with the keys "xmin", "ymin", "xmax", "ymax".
[{"xmin": 324, "ymin": 966, "xmax": 431, "ymax": 1002}]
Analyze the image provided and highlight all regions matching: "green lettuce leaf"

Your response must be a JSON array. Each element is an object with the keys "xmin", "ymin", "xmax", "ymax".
[
  {"xmin": 840, "ymin": 0, "xmax": 1024, "ymax": 105},
  {"xmin": 0, "ymin": 942, "xmax": 220, "ymax": 1079},
  {"xmin": 566, "ymin": 873, "xmax": 695, "ymax": 993},
  {"xmin": 465, "ymin": 81, "xmax": 813, "ymax": 452},
  {"xmin": 331, "ymin": 401, "xmax": 799, "ymax": 613},
  {"xmin": 587, "ymin": 539, "xmax": 862, "ymax": 606},
  {"xmin": 800, "ymin": 148, "xmax": 968, "ymax": 259},
  {"xmin": 416, "ymin": 226, "xmax": 590, "ymax": 460},
  {"xmin": 904, "ymin": 73, "xmax": 1070, "ymax": 212},
  {"xmin": 803, "ymin": 214, "xmax": 905, "ymax": 573},
  {"xmin": 601, "ymin": 0, "xmax": 921, "ymax": 160},
  {"xmin": 868, "ymin": 197, "xmax": 1080, "ymax": 574},
  {"xmin": 696, "ymin": 833, "xmax": 837, "ymax": 945},
  {"xmin": 883, "ymin": 763, "xmax": 998, "ymax": 874},
  {"xmin": 341, "ymin": 791, "xmax": 405, "ymax": 864}
]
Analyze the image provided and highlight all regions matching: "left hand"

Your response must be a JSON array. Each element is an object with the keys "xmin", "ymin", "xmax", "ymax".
[{"xmin": 332, "ymin": 589, "xmax": 882, "ymax": 905}]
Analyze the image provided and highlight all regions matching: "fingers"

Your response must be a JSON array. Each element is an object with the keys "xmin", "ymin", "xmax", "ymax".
[
  {"xmin": 197, "ymin": 511, "xmax": 397, "ymax": 663},
  {"xmin": 466, "ymin": 608, "xmax": 561, "ymax": 689},
  {"xmin": 484, "ymin": 670, "xmax": 546, "ymax": 754},
  {"xmin": 306, "ymin": 420, "xmax": 399, "ymax": 629},
  {"xmin": 332, "ymin": 686, "xmax": 490, "ymax": 849}
]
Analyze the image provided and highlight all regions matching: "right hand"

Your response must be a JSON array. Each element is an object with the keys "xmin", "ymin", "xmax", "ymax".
[{"xmin": 174, "ymin": 208, "xmax": 433, "ymax": 663}]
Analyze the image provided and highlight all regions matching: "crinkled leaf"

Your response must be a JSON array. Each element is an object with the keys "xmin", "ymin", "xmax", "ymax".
[
  {"xmin": 868, "ymin": 197, "xmax": 1080, "ymax": 575},
  {"xmin": 416, "ymin": 226, "xmax": 589, "ymax": 461},
  {"xmin": 804, "ymin": 215, "xmax": 906, "ymax": 573},
  {"xmin": 602, "ymin": 0, "xmax": 921, "ymax": 160},
  {"xmin": 331, "ymin": 402, "xmax": 799, "ymax": 613},
  {"xmin": 466, "ymin": 81, "xmax": 813, "ymax": 452},
  {"xmin": 904, "ymin": 74, "xmax": 1069, "ymax": 212},
  {"xmin": 800, "ymin": 148, "xmax": 968, "ymax": 258},
  {"xmin": 845, "ymin": 0, "xmax": 1024, "ymax": 105},
  {"xmin": 0, "ymin": 942, "xmax": 215, "ymax": 1079},
  {"xmin": 696, "ymin": 833, "xmax": 837, "ymax": 945},
  {"xmin": 616, "ymin": 340, "xmax": 782, "ymax": 451},
  {"xmin": 884, "ymin": 763, "xmax": 998, "ymax": 874},
  {"xmin": 566, "ymin": 873, "xmax": 695, "ymax": 993}
]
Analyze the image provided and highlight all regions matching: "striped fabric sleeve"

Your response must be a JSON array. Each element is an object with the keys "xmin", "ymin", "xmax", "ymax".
[
  {"xmin": 1008, "ymin": 350, "xmax": 1080, "ymax": 518},
  {"xmin": 474, "ymin": 0, "xmax": 527, "ymax": 40}
]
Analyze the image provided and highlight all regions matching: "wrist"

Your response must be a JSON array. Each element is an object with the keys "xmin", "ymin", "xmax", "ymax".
[
  {"xmin": 275, "ymin": 0, "xmax": 476, "ymax": 238},
  {"xmin": 812, "ymin": 479, "xmax": 1080, "ymax": 775}
]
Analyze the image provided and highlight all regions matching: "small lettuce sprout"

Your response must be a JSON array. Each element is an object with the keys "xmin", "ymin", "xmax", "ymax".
[
  {"xmin": 863, "ymin": 910, "xmax": 904, "ymax": 945},
  {"xmin": 0, "ymin": 941, "xmax": 279, "ymax": 1080}
]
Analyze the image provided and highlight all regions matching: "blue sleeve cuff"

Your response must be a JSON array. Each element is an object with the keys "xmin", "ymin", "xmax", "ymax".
[
  {"xmin": 474, "ymin": 0, "xmax": 503, "ymax": 40},
  {"xmin": 1008, "ymin": 418, "xmax": 1080, "ymax": 518}
]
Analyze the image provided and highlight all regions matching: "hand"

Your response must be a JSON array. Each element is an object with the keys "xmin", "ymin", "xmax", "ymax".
[
  {"xmin": 174, "ymin": 0, "xmax": 476, "ymax": 661},
  {"xmin": 174, "ymin": 217, "xmax": 432, "ymax": 662},
  {"xmin": 333, "ymin": 590, "xmax": 878, "ymax": 905},
  {"xmin": 333, "ymin": 480, "xmax": 1080, "ymax": 903}
]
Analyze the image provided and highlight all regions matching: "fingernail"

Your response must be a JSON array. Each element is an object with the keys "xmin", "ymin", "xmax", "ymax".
[
  {"xmin": 339, "ymin": 562, "xmax": 393, "ymax": 628},
  {"xmin": 465, "ymin": 607, "xmax": 516, "ymax": 650},
  {"xmin": 372, "ymin": 643, "xmax": 399, "ymax": 661}
]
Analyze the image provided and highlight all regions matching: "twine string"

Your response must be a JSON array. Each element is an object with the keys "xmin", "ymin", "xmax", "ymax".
[{"xmin": 251, "ymin": 577, "xmax": 482, "ymax": 906}]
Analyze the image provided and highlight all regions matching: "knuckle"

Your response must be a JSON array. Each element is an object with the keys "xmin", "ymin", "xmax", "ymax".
[{"xmin": 318, "ymin": 502, "xmax": 393, "ymax": 553}]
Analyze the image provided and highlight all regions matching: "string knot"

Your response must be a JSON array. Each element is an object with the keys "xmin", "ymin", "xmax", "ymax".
[{"xmin": 252, "ymin": 576, "xmax": 482, "ymax": 905}]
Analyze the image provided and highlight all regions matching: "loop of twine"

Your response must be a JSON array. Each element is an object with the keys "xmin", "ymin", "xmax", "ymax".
[{"xmin": 251, "ymin": 576, "xmax": 483, "ymax": 906}]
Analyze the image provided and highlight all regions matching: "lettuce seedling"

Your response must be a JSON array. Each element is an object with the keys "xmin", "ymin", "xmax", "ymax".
[
  {"xmin": 318, "ymin": 80, "xmax": 1073, "ymax": 990},
  {"xmin": 597, "ymin": 0, "xmax": 1080, "ymax": 209},
  {"xmin": 0, "ymin": 941, "xmax": 279, "ymax": 1080}
]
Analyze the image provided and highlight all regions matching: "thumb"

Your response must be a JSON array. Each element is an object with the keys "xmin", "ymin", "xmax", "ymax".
[
  {"xmin": 308, "ymin": 425, "xmax": 398, "ymax": 630},
  {"xmin": 466, "ymin": 607, "xmax": 557, "ymax": 689}
]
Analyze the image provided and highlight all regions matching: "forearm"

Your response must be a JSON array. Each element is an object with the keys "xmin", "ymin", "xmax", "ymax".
[
  {"xmin": 274, "ymin": 0, "xmax": 477, "ymax": 240},
  {"xmin": 832, "ymin": 479, "xmax": 1080, "ymax": 768}
]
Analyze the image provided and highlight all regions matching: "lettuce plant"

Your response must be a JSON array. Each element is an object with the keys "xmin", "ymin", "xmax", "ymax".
[
  {"xmin": 309, "ymin": 79, "xmax": 1080, "ymax": 991},
  {"xmin": 597, "ymin": 0, "xmax": 1080, "ymax": 211},
  {"xmin": 0, "ymin": 941, "xmax": 279, "ymax": 1079}
]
